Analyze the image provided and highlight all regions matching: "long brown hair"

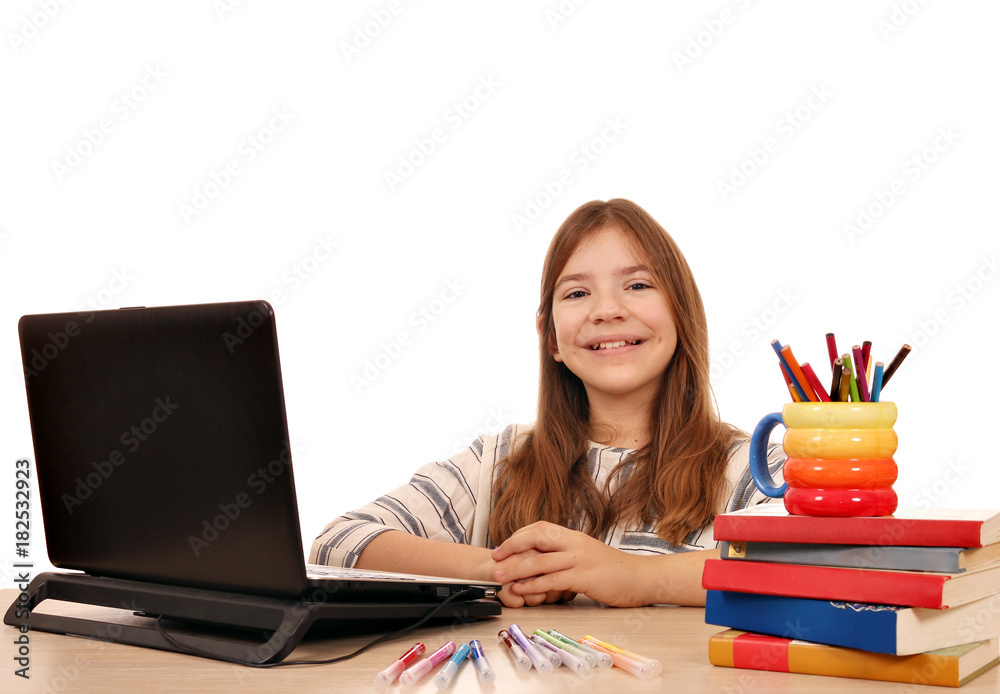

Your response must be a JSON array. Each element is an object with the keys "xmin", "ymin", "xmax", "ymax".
[{"xmin": 489, "ymin": 199, "xmax": 742, "ymax": 546}]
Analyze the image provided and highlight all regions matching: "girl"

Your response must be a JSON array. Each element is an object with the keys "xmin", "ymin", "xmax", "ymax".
[{"xmin": 310, "ymin": 199, "xmax": 778, "ymax": 607}]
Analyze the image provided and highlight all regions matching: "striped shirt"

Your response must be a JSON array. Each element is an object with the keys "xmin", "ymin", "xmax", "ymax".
[{"xmin": 309, "ymin": 423, "xmax": 784, "ymax": 567}]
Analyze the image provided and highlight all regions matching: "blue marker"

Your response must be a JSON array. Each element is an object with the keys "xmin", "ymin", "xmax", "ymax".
[
  {"xmin": 469, "ymin": 639, "xmax": 496, "ymax": 684},
  {"xmin": 434, "ymin": 642, "xmax": 470, "ymax": 689}
]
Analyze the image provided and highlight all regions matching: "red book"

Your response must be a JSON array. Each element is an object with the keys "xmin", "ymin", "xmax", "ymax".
[
  {"xmin": 702, "ymin": 558, "xmax": 1000, "ymax": 609},
  {"xmin": 714, "ymin": 505, "xmax": 1000, "ymax": 548}
]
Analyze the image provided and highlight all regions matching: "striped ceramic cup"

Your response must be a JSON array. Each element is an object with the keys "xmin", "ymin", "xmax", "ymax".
[{"xmin": 748, "ymin": 401, "xmax": 898, "ymax": 517}]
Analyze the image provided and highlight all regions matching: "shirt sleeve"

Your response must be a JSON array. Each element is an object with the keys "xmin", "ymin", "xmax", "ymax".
[{"xmin": 308, "ymin": 436, "xmax": 489, "ymax": 568}]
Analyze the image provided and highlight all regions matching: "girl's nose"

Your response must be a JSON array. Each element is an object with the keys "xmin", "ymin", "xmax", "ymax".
[{"xmin": 588, "ymin": 292, "xmax": 628, "ymax": 323}]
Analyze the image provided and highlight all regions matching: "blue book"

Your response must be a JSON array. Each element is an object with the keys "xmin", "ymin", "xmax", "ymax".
[{"xmin": 705, "ymin": 590, "xmax": 1000, "ymax": 655}]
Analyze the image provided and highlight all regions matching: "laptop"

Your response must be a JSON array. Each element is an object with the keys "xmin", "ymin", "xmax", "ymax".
[{"xmin": 16, "ymin": 300, "xmax": 500, "ymax": 615}]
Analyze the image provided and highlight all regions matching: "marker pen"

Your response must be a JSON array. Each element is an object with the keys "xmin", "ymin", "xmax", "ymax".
[
  {"xmin": 544, "ymin": 629, "xmax": 604, "ymax": 668},
  {"xmin": 582, "ymin": 635, "xmax": 661, "ymax": 676},
  {"xmin": 560, "ymin": 636, "xmax": 612, "ymax": 669},
  {"xmin": 399, "ymin": 642, "xmax": 457, "ymax": 687},
  {"xmin": 579, "ymin": 638, "xmax": 654, "ymax": 680},
  {"xmin": 508, "ymin": 624, "xmax": 553, "ymax": 675},
  {"xmin": 374, "ymin": 642, "xmax": 426, "ymax": 687},
  {"xmin": 532, "ymin": 630, "xmax": 592, "ymax": 674},
  {"xmin": 469, "ymin": 639, "xmax": 496, "ymax": 684},
  {"xmin": 529, "ymin": 634, "xmax": 563, "ymax": 667},
  {"xmin": 498, "ymin": 630, "xmax": 531, "ymax": 671},
  {"xmin": 433, "ymin": 643, "xmax": 470, "ymax": 690}
]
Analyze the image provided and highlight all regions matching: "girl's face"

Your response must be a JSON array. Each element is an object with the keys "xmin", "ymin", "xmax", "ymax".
[{"xmin": 548, "ymin": 226, "xmax": 677, "ymax": 409}]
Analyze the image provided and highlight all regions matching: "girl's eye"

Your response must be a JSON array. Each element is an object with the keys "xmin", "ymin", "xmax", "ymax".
[
  {"xmin": 627, "ymin": 282, "xmax": 651, "ymax": 291},
  {"xmin": 565, "ymin": 290, "xmax": 588, "ymax": 299}
]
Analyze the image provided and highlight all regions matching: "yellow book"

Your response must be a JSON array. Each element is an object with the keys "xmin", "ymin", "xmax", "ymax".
[{"xmin": 708, "ymin": 629, "xmax": 999, "ymax": 688}]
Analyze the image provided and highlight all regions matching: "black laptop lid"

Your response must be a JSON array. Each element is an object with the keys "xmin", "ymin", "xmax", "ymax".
[{"xmin": 19, "ymin": 301, "xmax": 310, "ymax": 599}]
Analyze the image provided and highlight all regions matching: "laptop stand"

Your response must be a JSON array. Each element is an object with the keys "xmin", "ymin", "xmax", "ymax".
[{"xmin": 5, "ymin": 572, "xmax": 498, "ymax": 665}]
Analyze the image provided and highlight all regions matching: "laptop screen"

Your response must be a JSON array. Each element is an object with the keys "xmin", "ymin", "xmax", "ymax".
[{"xmin": 20, "ymin": 301, "xmax": 312, "ymax": 598}]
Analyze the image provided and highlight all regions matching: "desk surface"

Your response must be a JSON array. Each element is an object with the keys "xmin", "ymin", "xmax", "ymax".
[{"xmin": 3, "ymin": 589, "xmax": 998, "ymax": 693}]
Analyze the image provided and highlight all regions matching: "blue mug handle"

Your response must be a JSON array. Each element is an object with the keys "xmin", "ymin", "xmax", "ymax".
[{"xmin": 749, "ymin": 412, "xmax": 788, "ymax": 498}]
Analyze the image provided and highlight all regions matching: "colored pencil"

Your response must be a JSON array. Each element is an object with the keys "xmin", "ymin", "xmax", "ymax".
[
  {"xmin": 851, "ymin": 345, "xmax": 870, "ymax": 402},
  {"xmin": 829, "ymin": 357, "xmax": 843, "ymax": 401},
  {"xmin": 825, "ymin": 332, "xmax": 838, "ymax": 369},
  {"xmin": 861, "ymin": 341, "xmax": 872, "ymax": 372},
  {"xmin": 771, "ymin": 340, "xmax": 809, "ymax": 402},
  {"xmin": 781, "ymin": 345, "xmax": 819, "ymax": 402},
  {"xmin": 839, "ymin": 366, "xmax": 852, "ymax": 402},
  {"xmin": 800, "ymin": 362, "xmax": 831, "ymax": 402},
  {"xmin": 779, "ymin": 361, "xmax": 801, "ymax": 402},
  {"xmin": 780, "ymin": 345, "xmax": 818, "ymax": 402},
  {"xmin": 881, "ymin": 344, "xmax": 911, "ymax": 388},
  {"xmin": 842, "ymin": 355, "xmax": 860, "ymax": 402},
  {"xmin": 870, "ymin": 361, "xmax": 885, "ymax": 403}
]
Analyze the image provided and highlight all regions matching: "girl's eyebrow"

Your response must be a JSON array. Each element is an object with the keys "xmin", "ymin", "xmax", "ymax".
[{"xmin": 555, "ymin": 265, "xmax": 652, "ymax": 291}]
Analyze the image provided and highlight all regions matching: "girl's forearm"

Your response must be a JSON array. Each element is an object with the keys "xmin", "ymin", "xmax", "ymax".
[
  {"xmin": 354, "ymin": 530, "xmax": 497, "ymax": 582},
  {"xmin": 636, "ymin": 548, "xmax": 719, "ymax": 607}
]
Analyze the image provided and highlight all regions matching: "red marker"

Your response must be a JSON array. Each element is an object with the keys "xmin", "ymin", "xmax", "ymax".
[{"xmin": 374, "ymin": 642, "xmax": 425, "ymax": 687}]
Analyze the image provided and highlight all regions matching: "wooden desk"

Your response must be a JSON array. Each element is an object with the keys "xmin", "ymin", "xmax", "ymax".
[{"xmin": 3, "ymin": 589, "xmax": 998, "ymax": 692}]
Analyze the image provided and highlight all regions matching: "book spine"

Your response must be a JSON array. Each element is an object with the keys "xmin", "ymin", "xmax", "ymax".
[
  {"xmin": 708, "ymin": 630, "xmax": 963, "ymax": 686},
  {"xmin": 703, "ymin": 559, "xmax": 947, "ymax": 609},
  {"xmin": 705, "ymin": 591, "xmax": 901, "ymax": 654},
  {"xmin": 719, "ymin": 541, "xmax": 962, "ymax": 573},
  {"xmin": 714, "ymin": 515, "xmax": 984, "ymax": 547}
]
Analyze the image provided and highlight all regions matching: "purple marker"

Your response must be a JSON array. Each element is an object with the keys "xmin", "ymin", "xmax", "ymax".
[{"xmin": 508, "ymin": 624, "xmax": 553, "ymax": 675}]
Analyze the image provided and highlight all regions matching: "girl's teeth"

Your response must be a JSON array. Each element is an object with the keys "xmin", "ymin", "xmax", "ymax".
[{"xmin": 594, "ymin": 340, "xmax": 636, "ymax": 350}]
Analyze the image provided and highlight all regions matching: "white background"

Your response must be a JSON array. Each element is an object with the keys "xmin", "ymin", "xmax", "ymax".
[{"xmin": 2, "ymin": 1, "xmax": 998, "ymax": 588}]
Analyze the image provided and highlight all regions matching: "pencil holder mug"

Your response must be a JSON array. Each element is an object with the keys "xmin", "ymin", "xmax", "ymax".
[{"xmin": 748, "ymin": 402, "xmax": 899, "ymax": 517}]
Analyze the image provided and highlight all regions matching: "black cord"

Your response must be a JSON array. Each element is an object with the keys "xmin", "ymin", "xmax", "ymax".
[{"xmin": 153, "ymin": 589, "xmax": 474, "ymax": 668}]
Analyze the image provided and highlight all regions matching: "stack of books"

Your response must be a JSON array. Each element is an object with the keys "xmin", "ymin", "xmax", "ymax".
[{"xmin": 703, "ymin": 505, "xmax": 1000, "ymax": 687}]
